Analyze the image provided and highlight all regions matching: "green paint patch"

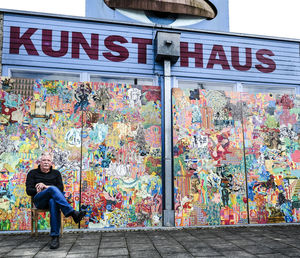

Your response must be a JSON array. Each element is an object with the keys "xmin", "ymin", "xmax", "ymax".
[
  {"xmin": 272, "ymin": 167, "xmax": 290, "ymax": 175},
  {"xmin": 290, "ymin": 108, "xmax": 300, "ymax": 115},
  {"xmin": 265, "ymin": 114, "xmax": 279, "ymax": 128},
  {"xmin": 173, "ymin": 156, "xmax": 186, "ymax": 176}
]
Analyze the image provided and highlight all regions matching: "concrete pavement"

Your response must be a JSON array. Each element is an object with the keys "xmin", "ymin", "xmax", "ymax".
[{"xmin": 1, "ymin": 225, "xmax": 300, "ymax": 257}]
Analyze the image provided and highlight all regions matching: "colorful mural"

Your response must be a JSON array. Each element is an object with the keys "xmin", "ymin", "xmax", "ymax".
[
  {"xmin": 0, "ymin": 78, "xmax": 162, "ymax": 231},
  {"xmin": 173, "ymin": 88, "xmax": 248, "ymax": 226},
  {"xmin": 0, "ymin": 77, "xmax": 82, "ymax": 231},
  {"xmin": 2, "ymin": 78, "xmax": 299, "ymax": 231},
  {"xmin": 80, "ymin": 83, "xmax": 162, "ymax": 228},
  {"xmin": 243, "ymin": 93, "xmax": 300, "ymax": 224},
  {"xmin": 173, "ymin": 88, "xmax": 300, "ymax": 226}
]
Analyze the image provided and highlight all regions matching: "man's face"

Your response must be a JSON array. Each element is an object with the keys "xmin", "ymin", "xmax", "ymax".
[{"xmin": 40, "ymin": 155, "xmax": 53, "ymax": 173}]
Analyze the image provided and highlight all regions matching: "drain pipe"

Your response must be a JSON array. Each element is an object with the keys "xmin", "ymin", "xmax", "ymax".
[
  {"xmin": 163, "ymin": 59, "xmax": 173, "ymax": 226},
  {"xmin": 155, "ymin": 31, "xmax": 180, "ymax": 227}
]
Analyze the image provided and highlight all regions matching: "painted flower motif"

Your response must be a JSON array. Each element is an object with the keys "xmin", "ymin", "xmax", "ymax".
[{"xmin": 279, "ymin": 109, "xmax": 297, "ymax": 126}]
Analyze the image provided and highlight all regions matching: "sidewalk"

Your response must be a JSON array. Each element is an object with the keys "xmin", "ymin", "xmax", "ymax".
[{"xmin": 0, "ymin": 225, "xmax": 300, "ymax": 257}]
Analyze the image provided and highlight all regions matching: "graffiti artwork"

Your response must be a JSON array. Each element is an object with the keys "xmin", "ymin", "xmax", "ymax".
[
  {"xmin": 173, "ymin": 88, "xmax": 300, "ymax": 226},
  {"xmin": 0, "ymin": 78, "xmax": 82, "ymax": 230},
  {"xmin": 2, "ymin": 78, "xmax": 299, "ymax": 231},
  {"xmin": 173, "ymin": 88, "xmax": 248, "ymax": 226},
  {"xmin": 80, "ymin": 83, "xmax": 162, "ymax": 228},
  {"xmin": 0, "ymin": 78, "xmax": 162, "ymax": 231},
  {"xmin": 243, "ymin": 93, "xmax": 300, "ymax": 224}
]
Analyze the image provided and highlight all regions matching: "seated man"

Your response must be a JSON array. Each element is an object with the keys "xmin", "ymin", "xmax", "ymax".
[{"xmin": 26, "ymin": 151, "xmax": 86, "ymax": 249}]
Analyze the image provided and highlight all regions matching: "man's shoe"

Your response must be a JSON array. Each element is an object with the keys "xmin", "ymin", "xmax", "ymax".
[
  {"xmin": 72, "ymin": 210, "xmax": 86, "ymax": 224},
  {"xmin": 50, "ymin": 236, "xmax": 59, "ymax": 249}
]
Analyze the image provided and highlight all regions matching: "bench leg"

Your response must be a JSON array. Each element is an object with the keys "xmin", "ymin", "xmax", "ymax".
[
  {"xmin": 31, "ymin": 211, "xmax": 34, "ymax": 236},
  {"xmin": 35, "ymin": 212, "xmax": 38, "ymax": 237}
]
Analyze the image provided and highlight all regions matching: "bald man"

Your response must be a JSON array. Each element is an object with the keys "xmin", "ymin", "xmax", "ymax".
[{"xmin": 26, "ymin": 152, "xmax": 86, "ymax": 249}]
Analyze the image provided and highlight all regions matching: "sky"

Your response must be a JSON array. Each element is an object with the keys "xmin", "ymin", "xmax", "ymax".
[{"xmin": 0, "ymin": 0, "xmax": 300, "ymax": 40}]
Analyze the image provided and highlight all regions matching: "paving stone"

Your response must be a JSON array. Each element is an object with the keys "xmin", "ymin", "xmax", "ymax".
[
  {"xmin": 1, "ymin": 226, "xmax": 300, "ymax": 258},
  {"xmin": 126, "ymin": 238, "xmax": 152, "ymax": 244},
  {"xmin": 161, "ymin": 253, "xmax": 193, "ymax": 258},
  {"xmin": 169, "ymin": 233, "xmax": 192, "ymax": 237},
  {"xmin": 147, "ymin": 232, "xmax": 164, "ymax": 236},
  {"xmin": 66, "ymin": 253, "xmax": 98, "ymax": 258},
  {"xmin": 204, "ymin": 239, "xmax": 228, "ymax": 245},
  {"xmin": 0, "ymin": 245, "xmax": 14, "ymax": 254},
  {"xmin": 221, "ymin": 250, "xmax": 257, "ymax": 257},
  {"xmin": 172, "ymin": 236, "xmax": 200, "ymax": 242},
  {"xmin": 258, "ymin": 241, "xmax": 290, "ymax": 249},
  {"xmin": 29, "ymin": 235, "xmax": 49, "ymax": 240},
  {"xmin": 229, "ymin": 239, "xmax": 256, "ymax": 246},
  {"xmin": 16, "ymin": 241, "xmax": 48, "ymax": 248},
  {"xmin": 0, "ymin": 240, "xmax": 25, "ymax": 246},
  {"xmin": 184, "ymin": 246, "xmax": 208, "ymax": 252},
  {"xmin": 5, "ymin": 256, "xmax": 34, "ymax": 258},
  {"xmin": 97, "ymin": 256, "xmax": 128, "ymax": 258},
  {"xmin": 190, "ymin": 232, "xmax": 216, "ymax": 239},
  {"xmin": 40, "ymin": 243, "xmax": 72, "ymax": 252},
  {"xmin": 77, "ymin": 233, "xmax": 101, "ymax": 240},
  {"xmin": 209, "ymin": 243, "xmax": 242, "ymax": 251},
  {"xmin": 125, "ymin": 232, "xmax": 147, "ymax": 237},
  {"xmin": 180, "ymin": 241, "xmax": 208, "ymax": 249},
  {"xmin": 100, "ymin": 241, "xmax": 126, "ymax": 248},
  {"xmin": 189, "ymin": 247, "xmax": 222, "ymax": 257},
  {"xmin": 7, "ymin": 236, "xmax": 30, "ymax": 240},
  {"xmin": 155, "ymin": 245, "xmax": 187, "ymax": 254},
  {"xmin": 126, "ymin": 236, "xmax": 150, "ymax": 240},
  {"xmin": 204, "ymin": 237, "xmax": 225, "ymax": 243},
  {"xmin": 61, "ymin": 238, "xmax": 78, "ymax": 244},
  {"xmin": 176, "ymin": 236, "xmax": 199, "ymax": 241},
  {"xmin": 127, "ymin": 243, "xmax": 156, "ymax": 252},
  {"xmin": 130, "ymin": 250, "xmax": 161, "ymax": 258},
  {"xmin": 73, "ymin": 239, "xmax": 100, "ymax": 246},
  {"xmin": 284, "ymin": 241, "xmax": 300, "ymax": 248},
  {"xmin": 68, "ymin": 244, "xmax": 99, "ymax": 253},
  {"xmin": 246, "ymin": 237, "xmax": 272, "ymax": 243},
  {"xmin": 214, "ymin": 235, "xmax": 243, "ymax": 241},
  {"xmin": 102, "ymin": 232, "xmax": 125, "ymax": 237},
  {"xmin": 59, "ymin": 241, "xmax": 76, "ymax": 247},
  {"xmin": 5, "ymin": 248, "xmax": 41, "ymax": 256},
  {"xmin": 98, "ymin": 248, "xmax": 128, "ymax": 256},
  {"xmin": 152, "ymin": 240, "xmax": 179, "ymax": 246},
  {"xmin": 101, "ymin": 237, "xmax": 126, "ymax": 242},
  {"xmin": 148, "ymin": 236, "xmax": 168, "ymax": 241},
  {"xmin": 34, "ymin": 252, "xmax": 69, "ymax": 258},
  {"xmin": 241, "ymin": 245, "xmax": 275, "ymax": 254},
  {"xmin": 69, "ymin": 252, "xmax": 99, "ymax": 257},
  {"xmin": 256, "ymin": 254, "xmax": 287, "ymax": 258},
  {"xmin": 278, "ymin": 248, "xmax": 300, "ymax": 257}
]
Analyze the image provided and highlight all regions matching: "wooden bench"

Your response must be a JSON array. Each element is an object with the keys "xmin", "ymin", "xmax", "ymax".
[{"xmin": 31, "ymin": 199, "xmax": 63, "ymax": 236}]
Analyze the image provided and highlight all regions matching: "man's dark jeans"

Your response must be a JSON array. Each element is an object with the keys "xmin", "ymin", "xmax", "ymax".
[{"xmin": 33, "ymin": 186, "xmax": 74, "ymax": 236}]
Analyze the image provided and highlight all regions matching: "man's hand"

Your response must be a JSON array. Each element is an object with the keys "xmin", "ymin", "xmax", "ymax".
[{"xmin": 35, "ymin": 183, "xmax": 48, "ymax": 193}]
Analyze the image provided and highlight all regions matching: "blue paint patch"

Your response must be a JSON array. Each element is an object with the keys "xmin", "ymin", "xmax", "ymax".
[{"xmin": 291, "ymin": 170, "xmax": 300, "ymax": 178}]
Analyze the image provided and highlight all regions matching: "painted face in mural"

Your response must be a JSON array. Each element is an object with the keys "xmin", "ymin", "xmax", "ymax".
[{"xmin": 40, "ymin": 153, "xmax": 53, "ymax": 173}]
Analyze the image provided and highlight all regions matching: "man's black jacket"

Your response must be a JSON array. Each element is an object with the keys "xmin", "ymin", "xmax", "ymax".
[{"xmin": 26, "ymin": 166, "xmax": 64, "ymax": 197}]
